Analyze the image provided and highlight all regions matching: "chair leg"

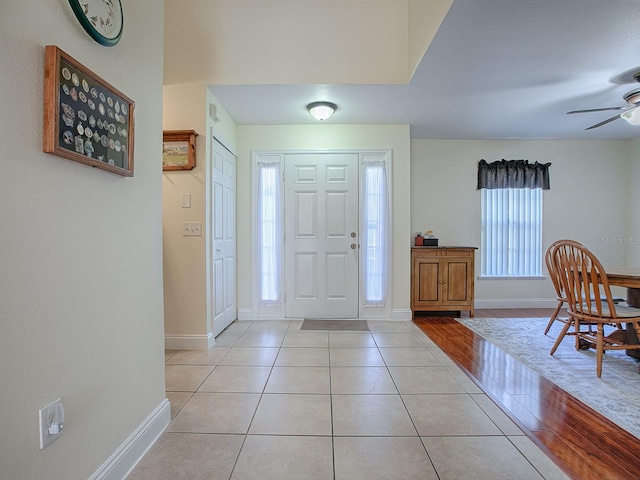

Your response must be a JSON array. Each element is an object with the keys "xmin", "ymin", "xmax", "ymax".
[
  {"xmin": 544, "ymin": 301, "xmax": 563, "ymax": 335},
  {"xmin": 596, "ymin": 324, "xmax": 604, "ymax": 378},
  {"xmin": 550, "ymin": 318, "xmax": 573, "ymax": 355},
  {"xmin": 574, "ymin": 319, "xmax": 582, "ymax": 350}
]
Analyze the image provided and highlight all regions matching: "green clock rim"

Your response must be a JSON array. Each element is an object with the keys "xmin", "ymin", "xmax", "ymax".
[{"xmin": 68, "ymin": 0, "xmax": 123, "ymax": 47}]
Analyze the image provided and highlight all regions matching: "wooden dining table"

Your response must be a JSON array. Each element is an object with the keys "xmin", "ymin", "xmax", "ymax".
[{"xmin": 604, "ymin": 267, "xmax": 640, "ymax": 357}]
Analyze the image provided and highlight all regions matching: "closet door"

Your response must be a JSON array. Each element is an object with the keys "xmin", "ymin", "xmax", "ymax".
[{"xmin": 212, "ymin": 139, "xmax": 236, "ymax": 336}]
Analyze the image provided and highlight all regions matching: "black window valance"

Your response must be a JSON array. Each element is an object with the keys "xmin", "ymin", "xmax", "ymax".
[{"xmin": 477, "ymin": 159, "xmax": 551, "ymax": 190}]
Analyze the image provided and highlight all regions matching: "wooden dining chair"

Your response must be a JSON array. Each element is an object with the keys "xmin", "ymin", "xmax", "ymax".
[
  {"xmin": 549, "ymin": 240, "xmax": 640, "ymax": 377},
  {"xmin": 543, "ymin": 240, "xmax": 572, "ymax": 335}
]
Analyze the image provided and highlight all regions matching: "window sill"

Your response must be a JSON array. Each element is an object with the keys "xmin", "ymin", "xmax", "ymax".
[{"xmin": 478, "ymin": 275, "xmax": 546, "ymax": 280}]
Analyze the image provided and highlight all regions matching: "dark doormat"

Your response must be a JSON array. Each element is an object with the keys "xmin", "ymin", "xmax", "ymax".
[{"xmin": 301, "ymin": 319, "xmax": 370, "ymax": 331}]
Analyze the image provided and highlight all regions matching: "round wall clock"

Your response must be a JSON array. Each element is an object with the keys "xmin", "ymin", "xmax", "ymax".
[{"xmin": 68, "ymin": 0, "xmax": 124, "ymax": 47}]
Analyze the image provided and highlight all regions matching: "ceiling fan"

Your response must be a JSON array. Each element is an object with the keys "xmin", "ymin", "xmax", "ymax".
[{"xmin": 567, "ymin": 73, "xmax": 640, "ymax": 130}]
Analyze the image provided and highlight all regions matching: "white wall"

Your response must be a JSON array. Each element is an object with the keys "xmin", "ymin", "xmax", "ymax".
[
  {"xmin": 627, "ymin": 138, "xmax": 640, "ymax": 266},
  {"xmin": 0, "ymin": 1, "xmax": 166, "ymax": 478},
  {"xmin": 162, "ymin": 84, "xmax": 208, "ymax": 339},
  {"xmin": 236, "ymin": 125, "xmax": 412, "ymax": 318},
  {"xmin": 411, "ymin": 139, "xmax": 630, "ymax": 307},
  {"xmin": 163, "ymin": 85, "xmax": 238, "ymax": 345}
]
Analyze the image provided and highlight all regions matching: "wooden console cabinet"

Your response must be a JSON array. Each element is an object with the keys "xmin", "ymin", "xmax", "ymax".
[{"xmin": 411, "ymin": 247, "xmax": 477, "ymax": 317}]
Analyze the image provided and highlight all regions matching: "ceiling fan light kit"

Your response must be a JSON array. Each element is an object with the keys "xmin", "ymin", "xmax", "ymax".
[{"xmin": 568, "ymin": 76, "xmax": 640, "ymax": 130}]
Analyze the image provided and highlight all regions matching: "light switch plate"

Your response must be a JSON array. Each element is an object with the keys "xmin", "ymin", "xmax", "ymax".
[
  {"xmin": 39, "ymin": 398, "xmax": 64, "ymax": 449},
  {"xmin": 181, "ymin": 193, "xmax": 191, "ymax": 208},
  {"xmin": 183, "ymin": 222, "xmax": 202, "ymax": 236}
]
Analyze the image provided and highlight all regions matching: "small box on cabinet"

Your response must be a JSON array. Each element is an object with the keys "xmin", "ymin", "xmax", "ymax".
[{"xmin": 423, "ymin": 238, "xmax": 438, "ymax": 246}]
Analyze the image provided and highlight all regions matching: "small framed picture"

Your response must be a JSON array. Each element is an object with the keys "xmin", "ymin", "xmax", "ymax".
[
  {"xmin": 162, "ymin": 130, "xmax": 198, "ymax": 171},
  {"xmin": 43, "ymin": 45, "xmax": 135, "ymax": 176}
]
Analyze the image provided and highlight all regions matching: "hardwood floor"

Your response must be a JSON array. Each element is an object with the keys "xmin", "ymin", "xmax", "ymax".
[{"xmin": 414, "ymin": 309, "xmax": 640, "ymax": 480}]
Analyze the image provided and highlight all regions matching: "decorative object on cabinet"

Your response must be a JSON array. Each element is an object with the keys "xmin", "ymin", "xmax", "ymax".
[
  {"xmin": 411, "ymin": 247, "xmax": 476, "ymax": 317},
  {"xmin": 43, "ymin": 45, "xmax": 135, "ymax": 176},
  {"xmin": 68, "ymin": 0, "xmax": 124, "ymax": 47},
  {"xmin": 162, "ymin": 130, "xmax": 198, "ymax": 171}
]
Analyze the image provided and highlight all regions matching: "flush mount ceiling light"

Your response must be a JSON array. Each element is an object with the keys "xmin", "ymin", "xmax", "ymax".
[{"xmin": 307, "ymin": 101, "xmax": 337, "ymax": 121}]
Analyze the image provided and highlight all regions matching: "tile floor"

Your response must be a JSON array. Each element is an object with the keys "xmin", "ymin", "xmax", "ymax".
[{"xmin": 127, "ymin": 320, "xmax": 569, "ymax": 480}]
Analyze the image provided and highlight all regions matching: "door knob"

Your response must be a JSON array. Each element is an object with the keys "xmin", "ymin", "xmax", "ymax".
[{"xmin": 351, "ymin": 243, "xmax": 357, "ymax": 249}]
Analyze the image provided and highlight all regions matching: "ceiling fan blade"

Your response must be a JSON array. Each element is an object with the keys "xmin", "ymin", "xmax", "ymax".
[
  {"xmin": 585, "ymin": 113, "xmax": 622, "ymax": 130},
  {"xmin": 567, "ymin": 106, "xmax": 626, "ymax": 114}
]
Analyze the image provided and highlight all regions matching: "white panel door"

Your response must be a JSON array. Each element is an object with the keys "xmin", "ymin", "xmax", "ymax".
[
  {"xmin": 284, "ymin": 153, "xmax": 359, "ymax": 318},
  {"xmin": 212, "ymin": 139, "xmax": 236, "ymax": 336}
]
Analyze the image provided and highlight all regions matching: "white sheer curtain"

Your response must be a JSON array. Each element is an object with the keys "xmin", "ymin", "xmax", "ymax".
[
  {"xmin": 481, "ymin": 187, "xmax": 543, "ymax": 276},
  {"xmin": 362, "ymin": 160, "xmax": 389, "ymax": 305},
  {"xmin": 257, "ymin": 158, "xmax": 283, "ymax": 304}
]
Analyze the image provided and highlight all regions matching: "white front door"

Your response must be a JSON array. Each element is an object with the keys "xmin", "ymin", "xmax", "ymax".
[
  {"xmin": 212, "ymin": 139, "xmax": 236, "ymax": 336},
  {"xmin": 284, "ymin": 153, "xmax": 359, "ymax": 318}
]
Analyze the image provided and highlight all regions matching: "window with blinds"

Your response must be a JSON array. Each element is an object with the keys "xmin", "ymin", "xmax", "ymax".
[{"xmin": 480, "ymin": 187, "xmax": 543, "ymax": 277}]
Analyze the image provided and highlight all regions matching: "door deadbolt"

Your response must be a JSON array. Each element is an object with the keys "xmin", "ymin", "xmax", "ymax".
[{"xmin": 351, "ymin": 232, "xmax": 357, "ymax": 238}]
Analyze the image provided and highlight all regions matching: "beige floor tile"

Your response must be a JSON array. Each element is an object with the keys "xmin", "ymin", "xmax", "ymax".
[
  {"xmin": 372, "ymin": 332, "xmax": 426, "ymax": 347},
  {"xmin": 167, "ymin": 392, "xmax": 260, "ymax": 434},
  {"xmin": 379, "ymin": 347, "xmax": 441, "ymax": 366},
  {"xmin": 198, "ymin": 365, "xmax": 271, "ymax": 393},
  {"xmin": 332, "ymin": 394, "xmax": 417, "ymax": 436},
  {"xmin": 427, "ymin": 347, "xmax": 459, "ymax": 366},
  {"xmin": 231, "ymin": 435, "xmax": 333, "ymax": 480},
  {"xmin": 328, "ymin": 332, "xmax": 376, "ymax": 347},
  {"xmin": 445, "ymin": 365, "xmax": 484, "ymax": 393},
  {"xmin": 287, "ymin": 319, "xmax": 304, "ymax": 330},
  {"xmin": 244, "ymin": 320, "xmax": 290, "ymax": 332},
  {"xmin": 329, "ymin": 347, "xmax": 385, "ymax": 366},
  {"xmin": 471, "ymin": 393, "xmax": 524, "ymax": 435},
  {"xmin": 274, "ymin": 347, "xmax": 330, "ymax": 366},
  {"xmin": 423, "ymin": 436, "xmax": 545, "ymax": 480},
  {"xmin": 234, "ymin": 332, "xmax": 285, "ymax": 347},
  {"xmin": 403, "ymin": 394, "xmax": 503, "ymax": 436},
  {"xmin": 388, "ymin": 366, "xmax": 466, "ymax": 394},
  {"xmin": 264, "ymin": 366, "xmax": 330, "ymax": 394},
  {"xmin": 509, "ymin": 435, "xmax": 571, "ymax": 480},
  {"xmin": 127, "ymin": 432, "xmax": 244, "ymax": 480},
  {"xmin": 166, "ymin": 392, "xmax": 192, "ymax": 419},
  {"xmin": 333, "ymin": 437, "xmax": 438, "ymax": 480},
  {"xmin": 213, "ymin": 334, "xmax": 241, "ymax": 347},
  {"xmin": 331, "ymin": 366, "xmax": 398, "ymax": 394},
  {"xmin": 165, "ymin": 364, "xmax": 214, "ymax": 392},
  {"xmin": 164, "ymin": 350, "xmax": 178, "ymax": 361},
  {"xmin": 165, "ymin": 347, "xmax": 230, "ymax": 365},
  {"xmin": 282, "ymin": 331, "xmax": 329, "ymax": 347},
  {"xmin": 219, "ymin": 347, "xmax": 279, "ymax": 366},
  {"xmin": 249, "ymin": 393, "xmax": 332, "ymax": 435},
  {"xmin": 221, "ymin": 321, "xmax": 252, "ymax": 335},
  {"xmin": 367, "ymin": 321, "xmax": 412, "ymax": 332}
]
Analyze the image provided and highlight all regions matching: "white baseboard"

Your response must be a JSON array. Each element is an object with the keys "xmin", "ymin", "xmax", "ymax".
[
  {"xmin": 474, "ymin": 297, "xmax": 557, "ymax": 310},
  {"xmin": 89, "ymin": 398, "xmax": 170, "ymax": 480},
  {"xmin": 165, "ymin": 332, "xmax": 215, "ymax": 350},
  {"xmin": 392, "ymin": 308, "xmax": 412, "ymax": 320}
]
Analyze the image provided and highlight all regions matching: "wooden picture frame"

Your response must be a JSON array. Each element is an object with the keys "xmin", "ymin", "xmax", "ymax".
[
  {"xmin": 43, "ymin": 45, "xmax": 135, "ymax": 177},
  {"xmin": 162, "ymin": 130, "xmax": 198, "ymax": 171}
]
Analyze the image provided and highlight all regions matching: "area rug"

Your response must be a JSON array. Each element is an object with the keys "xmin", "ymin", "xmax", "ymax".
[
  {"xmin": 301, "ymin": 319, "xmax": 369, "ymax": 331},
  {"xmin": 456, "ymin": 316, "xmax": 640, "ymax": 439}
]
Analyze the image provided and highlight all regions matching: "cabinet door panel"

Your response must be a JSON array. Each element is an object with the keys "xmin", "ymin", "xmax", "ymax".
[
  {"xmin": 418, "ymin": 261, "xmax": 440, "ymax": 303},
  {"xmin": 444, "ymin": 260, "xmax": 470, "ymax": 304}
]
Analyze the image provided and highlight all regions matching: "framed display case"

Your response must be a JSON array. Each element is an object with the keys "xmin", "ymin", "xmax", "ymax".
[{"xmin": 43, "ymin": 45, "xmax": 135, "ymax": 176}]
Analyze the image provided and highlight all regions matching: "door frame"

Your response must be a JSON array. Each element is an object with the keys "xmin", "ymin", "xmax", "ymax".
[{"xmin": 250, "ymin": 149, "xmax": 392, "ymax": 320}]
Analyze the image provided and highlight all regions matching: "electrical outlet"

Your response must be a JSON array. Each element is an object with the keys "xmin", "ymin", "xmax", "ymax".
[
  {"xmin": 182, "ymin": 222, "xmax": 202, "ymax": 236},
  {"xmin": 39, "ymin": 398, "xmax": 64, "ymax": 449}
]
